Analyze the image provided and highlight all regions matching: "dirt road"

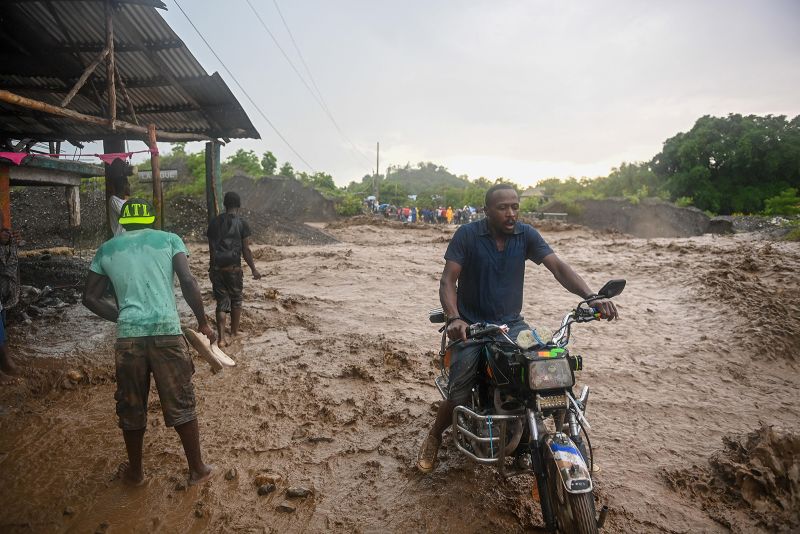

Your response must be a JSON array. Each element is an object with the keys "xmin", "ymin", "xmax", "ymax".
[{"xmin": 1, "ymin": 221, "xmax": 798, "ymax": 533}]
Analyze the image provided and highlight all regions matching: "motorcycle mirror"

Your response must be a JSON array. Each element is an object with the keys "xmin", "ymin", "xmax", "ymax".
[{"xmin": 598, "ymin": 279, "xmax": 626, "ymax": 298}]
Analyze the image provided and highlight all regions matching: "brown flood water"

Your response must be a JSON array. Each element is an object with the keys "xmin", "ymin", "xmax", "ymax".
[{"xmin": 1, "ymin": 221, "xmax": 799, "ymax": 533}]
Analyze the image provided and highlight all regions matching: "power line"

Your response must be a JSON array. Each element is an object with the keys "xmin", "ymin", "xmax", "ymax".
[
  {"xmin": 245, "ymin": 0, "xmax": 373, "ymax": 167},
  {"xmin": 272, "ymin": 0, "xmax": 331, "ymax": 117},
  {"xmin": 171, "ymin": 0, "xmax": 316, "ymax": 172}
]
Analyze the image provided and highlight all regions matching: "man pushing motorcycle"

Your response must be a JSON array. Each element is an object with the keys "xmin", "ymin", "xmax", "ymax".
[{"xmin": 417, "ymin": 183, "xmax": 619, "ymax": 473}]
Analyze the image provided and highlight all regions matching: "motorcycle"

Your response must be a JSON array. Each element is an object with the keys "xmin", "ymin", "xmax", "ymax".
[{"xmin": 428, "ymin": 279, "xmax": 626, "ymax": 533}]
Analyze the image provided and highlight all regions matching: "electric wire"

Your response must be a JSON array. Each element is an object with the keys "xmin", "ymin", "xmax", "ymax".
[
  {"xmin": 271, "ymin": 0, "xmax": 331, "ymax": 117},
  {"xmin": 171, "ymin": 0, "xmax": 316, "ymax": 172},
  {"xmin": 245, "ymin": 0, "xmax": 373, "ymax": 167}
]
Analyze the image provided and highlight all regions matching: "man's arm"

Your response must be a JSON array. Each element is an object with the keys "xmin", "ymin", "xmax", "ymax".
[
  {"xmin": 241, "ymin": 237, "xmax": 261, "ymax": 279},
  {"xmin": 439, "ymin": 260, "xmax": 467, "ymax": 341},
  {"xmin": 82, "ymin": 271, "xmax": 118, "ymax": 322},
  {"xmin": 541, "ymin": 253, "xmax": 618, "ymax": 320},
  {"xmin": 173, "ymin": 252, "xmax": 217, "ymax": 344},
  {"xmin": 207, "ymin": 242, "xmax": 215, "ymax": 266}
]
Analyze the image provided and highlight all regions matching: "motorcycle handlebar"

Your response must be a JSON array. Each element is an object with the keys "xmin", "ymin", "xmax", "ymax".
[{"xmin": 445, "ymin": 322, "xmax": 509, "ymax": 349}]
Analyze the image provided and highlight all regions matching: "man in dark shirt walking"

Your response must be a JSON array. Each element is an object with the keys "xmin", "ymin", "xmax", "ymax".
[
  {"xmin": 206, "ymin": 192, "xmax": 261, "ymax": 346},
  {"xmin": 417, "ymin": 183, "xmax": 619, "ymax": 473}
]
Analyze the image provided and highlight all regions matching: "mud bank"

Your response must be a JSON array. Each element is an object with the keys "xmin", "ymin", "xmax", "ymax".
[
  {"xmin": 1, "ymin": 222, "xmax": 799, "ymax": 533},
  {"xmin": 544, "ymin": 198, "xmax": 710, "ymax": 238},
  {"xmin": 664, "ymin": 424, "xmax": 800, "ymax": 532}
]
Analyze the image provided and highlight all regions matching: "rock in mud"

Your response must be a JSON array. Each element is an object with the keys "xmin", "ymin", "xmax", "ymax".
[
  {"xmin": 224, "ymin": 468, "xmax": 237, "ymax": 481},
  {"xmin": 174, "ymin": 481, "xmax": 187, "ymax": 491},
  {"xmin": 66, "ymin": 369, "xmax": 82, "ymax": 382},
  {"xmin": 94, "ymin": 522, "xmax": 109, "ymax": 534},
  {"xmin": 63, "ymin": 506, "xmax": 75, "ymax": 516},
  {"xmin": 257, "ymin": 483, "xmax": 276, "ymax": 496},
  {"xmin": 286, "ymin": 486, "xmax": 312, "ymax": 498},
  {"xmin": 276, "ymin": 502, "xmax": 296, "ymax": 513},
  {"xmin": 709, "ymin": 216, "xmax": 735, "ymax": 234},
  {"xmin": 254, "ymin": 472, "xmax": 281, "ymax": 485}
]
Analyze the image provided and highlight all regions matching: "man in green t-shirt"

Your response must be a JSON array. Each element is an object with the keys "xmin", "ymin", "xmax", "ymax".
[{"xmin": 83, "ymin": 198, "xmax": 215, "ymax": 486}]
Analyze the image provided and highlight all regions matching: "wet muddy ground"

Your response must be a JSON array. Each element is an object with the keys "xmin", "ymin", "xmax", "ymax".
[{"xmin": 1, "ymin": 221, "xmax": 799, "ymax": 533}]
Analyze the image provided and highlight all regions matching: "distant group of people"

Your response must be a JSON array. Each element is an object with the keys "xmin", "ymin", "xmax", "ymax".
[
  {"xmin": 82, "ymin": 160, "xmax": 260, "ymax": 486},
  {"xmin": 375, "ymin": 204, "xmax": 480, "ymax": 225}
]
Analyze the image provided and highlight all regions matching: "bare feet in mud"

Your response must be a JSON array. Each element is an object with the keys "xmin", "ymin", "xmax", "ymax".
[
  {"xmin": 116, "ymin": 462, "xmax": 146, "ymax": 487},
  {"xmin": 188, "ymin": 464, "xmax": 214, "ymax": 486}
]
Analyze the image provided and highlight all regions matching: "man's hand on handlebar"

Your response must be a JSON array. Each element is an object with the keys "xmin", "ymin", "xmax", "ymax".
[
  {"xmin": 592, "ymin": 297, "xmax": 618, "ymax": 321},
  {"xmin": 447, "ymin": 318, "xmax": 468, "ymax": 342}
]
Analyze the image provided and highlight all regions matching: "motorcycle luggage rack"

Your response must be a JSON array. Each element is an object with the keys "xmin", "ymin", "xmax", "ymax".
[{"xmin": 452, "ymin": 405, "xmax": 530, "ymax": 478}]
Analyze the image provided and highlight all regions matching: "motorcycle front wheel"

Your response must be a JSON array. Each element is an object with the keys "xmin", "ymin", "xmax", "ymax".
[{"xmin": 545, "ymin": 454, "xmax": 598, "ymax": 534}]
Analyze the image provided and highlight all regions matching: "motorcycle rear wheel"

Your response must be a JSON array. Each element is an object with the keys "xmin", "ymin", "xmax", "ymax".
[{"xmin": 545, "ymin": 455, "xmax": 598, "ymax": 534}]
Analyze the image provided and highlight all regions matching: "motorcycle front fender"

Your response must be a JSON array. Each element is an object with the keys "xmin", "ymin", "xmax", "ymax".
[{"xmin": 545, "ymin": 433, "xmax": 593, "ymax": 494}]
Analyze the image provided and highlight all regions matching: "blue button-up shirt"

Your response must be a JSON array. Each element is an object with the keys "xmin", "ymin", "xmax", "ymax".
[{"xmin": 444, "ymin": 219, "xmax": 553, "ymax": 324}]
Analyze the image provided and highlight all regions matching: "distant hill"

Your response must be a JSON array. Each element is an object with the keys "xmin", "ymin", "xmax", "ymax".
[{"xmin": 385, "ymin": 163, "xmax": 468, "ymax": 193}]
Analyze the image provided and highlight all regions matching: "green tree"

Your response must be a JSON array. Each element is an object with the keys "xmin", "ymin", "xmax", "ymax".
[
  {"xmin": 261, "ymin": 151, "xmax": 277, "ymax": 175},
  {"xmin": 223, "ymin": 149, "xmax": 262, "ymax": 178},
  {"xmin": 279, "ymin": 162, "xmax": 295, "ymax": 178},
  {"xmin": 651, "ymin": 114, "xmax": 800, "ymax": 213},
  {"xmin": 296, "ymin": 171, "xmax": 339, "ymax": 198}
]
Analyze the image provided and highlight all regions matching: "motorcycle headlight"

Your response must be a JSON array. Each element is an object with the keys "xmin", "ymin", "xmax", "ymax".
[{"xmin": 528, "ymin": 358, "xmax": 574, "ymax": 390}]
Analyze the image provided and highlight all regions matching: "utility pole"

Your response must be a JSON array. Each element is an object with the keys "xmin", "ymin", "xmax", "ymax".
[{"xmin": 375, "ymin": 141, "xmax": 380, "ymax": 203}]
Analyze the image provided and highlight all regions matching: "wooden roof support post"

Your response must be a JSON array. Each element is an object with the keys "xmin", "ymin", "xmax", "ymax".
[
  {"xmin": 205, "ymin": 141, "xmax": 221, "ymax": 224},
  {"xmin": 147, "ymin": 124, "xmax": 162, "ymax": 229},
  {"xmin": 0, "ymin": 165, "xmax": 10, "ymax": 229},
  {"xmin": 65, "ymin": 185, "xmax": 80, "ymax": 227},
  {"xmin": 105, "ymin": 0, "xmax": 117, "ymax": 129}
]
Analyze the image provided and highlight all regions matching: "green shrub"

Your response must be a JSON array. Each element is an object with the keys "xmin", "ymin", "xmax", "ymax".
[
  {"xmin": 675, "ymin": 196, "xmax": 694, "ymax": 208},
  {"xmin": 764, "ymin": 188, "xmax": 800, "ymax": 216},
  {"xmin": 335, "ymin": 194, "xmax": 365, "ymax": 216}
]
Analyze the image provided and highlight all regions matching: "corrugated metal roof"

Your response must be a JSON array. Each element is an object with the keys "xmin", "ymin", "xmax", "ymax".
[{"xmin": 0, "ymin": 0, "xmax": 260, "ymax": 142}]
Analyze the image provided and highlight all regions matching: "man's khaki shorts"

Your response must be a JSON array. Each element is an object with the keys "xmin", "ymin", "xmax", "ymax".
[
  {"xmin": 114, "ymin": 335, "xmax": 196, "ymax": 431},
  {"xmin": 209, "ymin": 266, "xmax": 244, "ymax": 313}
]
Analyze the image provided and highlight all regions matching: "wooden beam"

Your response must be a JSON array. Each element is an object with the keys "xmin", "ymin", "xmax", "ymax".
[
  {"xmin": 148, "ymin": 124, "xmax": 163, "ymax": 229},
  {"xmin": 105, "ymin": 0, "xmax": 117, "ymax": 129},
  {"xmin": 15, "ymin": 155, "xmax": 102, "ymax": 177},
  {"xmin": 114, "ymin": 63, "xmax": 138, "ymax": 125},
  {"xmin": 9, "ymin": 166, "xmax": 82, "ymax": 187},
  {"xmin": 60, "ymin": 46, "xmax": 110, "ymax": 108},
  {"xmin": 0, "ymin": 89, "xmax": 212, "ymax": 142}
]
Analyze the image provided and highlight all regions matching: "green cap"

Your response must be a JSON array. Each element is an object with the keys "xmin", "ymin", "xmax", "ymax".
[{"xmin": 119, "ymin": 198, "xmax": 155, "ymax": 227}]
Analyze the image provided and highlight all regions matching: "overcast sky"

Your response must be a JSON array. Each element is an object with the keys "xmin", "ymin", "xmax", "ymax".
[{"xmin": 139, "ymin": 0, "xmax": 800, "ymax": 187}]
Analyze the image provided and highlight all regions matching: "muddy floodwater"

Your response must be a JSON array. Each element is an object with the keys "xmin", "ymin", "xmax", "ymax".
[{"xmin": 1, "ymin": 221, "xmax": 799, "ymax": 533}]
